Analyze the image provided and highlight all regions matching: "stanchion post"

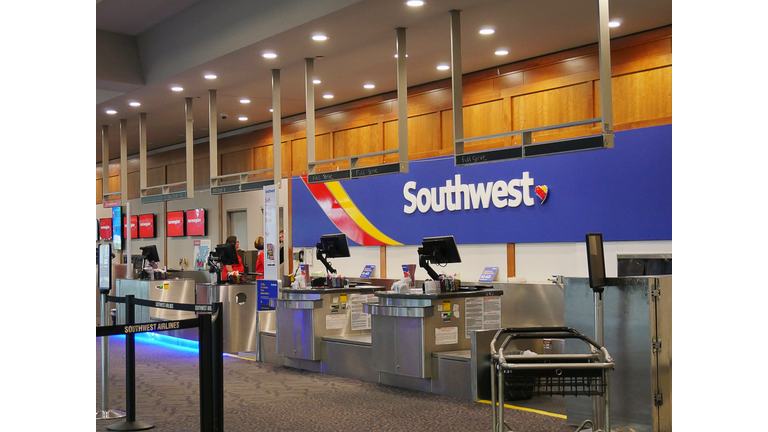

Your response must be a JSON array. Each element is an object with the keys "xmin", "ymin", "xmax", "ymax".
[
  {"xmin": 212, "ymin": 302, "xmax": 224, "ymax": 432},
  {"xmin": 97, "ymin": 244, "xmax": 125, "ymax": 420},
  {"xmin": 198, "ymin": 312, "xmax": 214, "ymax": 432},
  {"xmin": 108, "ymin": 295, "xmax": 153, "ymax": 431}
]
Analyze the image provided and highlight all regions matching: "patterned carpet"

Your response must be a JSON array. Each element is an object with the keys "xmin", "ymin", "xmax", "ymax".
[{"xmin": 96, "ymin": 336, "xmax": 577, "ymax": 432}]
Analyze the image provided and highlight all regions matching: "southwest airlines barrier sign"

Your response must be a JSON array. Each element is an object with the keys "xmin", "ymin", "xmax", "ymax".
[{"xmin": 292, "ymin": 125, "xmax": 672, "ymax": 246}]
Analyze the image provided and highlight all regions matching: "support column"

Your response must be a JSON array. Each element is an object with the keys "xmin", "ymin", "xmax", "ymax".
[
  {"xmin": 101, "ymin": 125, "xmax": 109, "ymax": 200},
  {"xmin": 396, "ymin": 28, "xmax": 408, "ymax": 161},
  {"xmin": 450, "ymin": 10, "xmax": 464, "ymax": 155},
  {"xmin": 139, "ymin": 113, "xmax": 147, "ymax": 192},
  {"xmin": 597, "ymin": 0, "xmax": 614, "ymax": 148},
  {"xmin": 209, "ymin": 90, "xmax": 219, "ymax": 187},
  {"xmin": 185, "ymin": 97, "xmax": 195, "ymax": 198},
  {"xmin": 305, "ymin": 58, "xmax": 316, "ymax": 168}
]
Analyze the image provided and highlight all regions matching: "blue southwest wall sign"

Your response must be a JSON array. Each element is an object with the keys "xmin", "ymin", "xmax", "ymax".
[{"xmin": 292, "ymin": 124, "xmax": 672, "ymax": 247}]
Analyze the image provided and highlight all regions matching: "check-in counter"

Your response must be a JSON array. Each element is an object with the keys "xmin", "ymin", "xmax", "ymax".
[
  {"xmin": 196, "ymin": 282, "xmax": 268, "ymax": 355},
  {"xmin": 114, "ymin": 278, "xmax": 273, "ymax": 355},
  {"xmin": 115, "ymin": 278, "xmax": 197, "ymax": 324},
  {"xmin": 365, "ymin": 289, "xmax": 504, "ymax": 384},
  {"xmin": 269, "ymin": 285, "xmax": 385, "ymax": 373}
]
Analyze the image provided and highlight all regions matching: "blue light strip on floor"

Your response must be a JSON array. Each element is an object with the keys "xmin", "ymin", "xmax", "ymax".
[
  {"xmin": 109, "ymin": 333, "xmax": 200, "ymax": 354},
  {"xmin": 137, "ymin": 332, "xmax": 199, "ymax": 354}
]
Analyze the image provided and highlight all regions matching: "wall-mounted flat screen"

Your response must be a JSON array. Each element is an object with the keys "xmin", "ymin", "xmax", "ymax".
[
  {"xmin": 138, "ymin": 214, "xmax": 156, "ymax": 238},
  {"xmin": 99, "ymin": 218, "xmax": 112, "ymax": 241},
  {"xmin": 186, "ymin": 208, "xmax": 206, "ymax": 236},
  {"xmin": 123, "ymin": 215, "xmax": 138, "ymax": 239},
  {"xmin": 167, "ymin": 211, "xmax": 185, "ymax": 237}
]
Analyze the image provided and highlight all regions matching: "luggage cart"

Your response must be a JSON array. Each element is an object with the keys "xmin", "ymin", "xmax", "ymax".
[{"xmin": 490, "ymin": 327, "xmax": 615, "ymax": 432}]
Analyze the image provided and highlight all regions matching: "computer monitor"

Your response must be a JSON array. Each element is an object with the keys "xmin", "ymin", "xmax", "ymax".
[
  {"xmin": 586, "ymin": 233, "xmax": 607, "ymax": 290},
  {"xmin": 316, "ymin": 233, "xmax": 350, "ymax": 275},
  {"xmin": 418, "ymin": 235, "xmax": 462, "ymax": 281},
  {"xmin": 140, "ymin": 245, "xmax": 160, "ymax": 263},
  {"xmin": 319, "ymin": 233, "xmax": 351, "ymax": 258},
  {"xmin": 214, "ymin": 243, "xmax": 240, "ymax": 266}
]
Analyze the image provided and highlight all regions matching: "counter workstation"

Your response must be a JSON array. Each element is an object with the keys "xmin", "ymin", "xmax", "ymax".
[
  {"xmin": 262, "ymin": 278, "xmax": 555, "ymax": 401},
  {"xmin": 265, "ymin": 284, "xmax": 385, "ymax": 379},
  {"xmin": 115, "ymin": 275, "xmax": 275, "ymax": 355}
]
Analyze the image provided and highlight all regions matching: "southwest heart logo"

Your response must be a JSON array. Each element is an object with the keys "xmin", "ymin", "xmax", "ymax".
[{"xmin": 535, "ymin": 185, "xmax": 548, "ymax": 204}]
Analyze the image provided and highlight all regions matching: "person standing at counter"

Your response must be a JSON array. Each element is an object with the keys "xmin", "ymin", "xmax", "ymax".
[
  {"xmin": 254, "ymin": 236, "xmax": 265, "ymax": 279},
  {"xmin": 222, "ymin": 236, "xmax": 245, "ymax": 280}
]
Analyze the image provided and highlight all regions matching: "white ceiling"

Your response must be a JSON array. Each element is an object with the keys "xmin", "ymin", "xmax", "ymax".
[{"xmin": 95, "ymin": 0, "xmax": 672, "ymax": 165}]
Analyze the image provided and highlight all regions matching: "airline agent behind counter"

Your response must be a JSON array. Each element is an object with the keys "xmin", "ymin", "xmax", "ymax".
[
  {"xmin": 254, "ymin": 236, "xmax": 265, "ymax": 279},
  {"xmin": 221, "ymin": 236, "xmax": 245, "ymax": 280}
]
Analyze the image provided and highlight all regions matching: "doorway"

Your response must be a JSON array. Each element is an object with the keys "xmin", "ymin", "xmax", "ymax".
[{"xmin": 228, "ymin": 210, "xmax": 248, "ymax": 248}]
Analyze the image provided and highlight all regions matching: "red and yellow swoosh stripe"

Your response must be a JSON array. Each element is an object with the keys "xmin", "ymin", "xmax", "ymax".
[{"xmin": 301, "ymin": 175, "xmax": 402, "ymax": 246}]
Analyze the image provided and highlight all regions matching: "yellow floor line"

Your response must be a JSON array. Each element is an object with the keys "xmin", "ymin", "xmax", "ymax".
[
  {"xmin": 477, "ymin": 399, "xmax": 567, "ymax": 419},
  {"xmin": 225, "ymin": 353, "xmax": 257, "ymax": 362}
]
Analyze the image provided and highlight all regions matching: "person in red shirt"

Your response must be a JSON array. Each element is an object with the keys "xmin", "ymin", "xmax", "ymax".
[
  {"xmin": 254, "ymin": 236, "xmax": 264, "ymax": 279},
  {"xmin": 221, "ymin": 236, "xmax": 245, "ymax": 280}
]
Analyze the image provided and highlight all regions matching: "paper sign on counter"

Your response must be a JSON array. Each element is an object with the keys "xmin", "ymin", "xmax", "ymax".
[{"xmin": 435, "ymin": 327, "xmax": 459, "ymax": 345}]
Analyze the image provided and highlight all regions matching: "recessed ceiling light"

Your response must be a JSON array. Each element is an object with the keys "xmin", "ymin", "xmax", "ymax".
[
  {"xmin": 608, "ymin": 21, "xmax": 621, "ymax": 28},
  {"xmin": 495, "ymin": 50, "xmax": 509, "ymax": 56},
  {"xmin": 323, "ymin": 94, "xmax": 334, "ymax": 99},
  {"xmin": 129, "ymin": 101, "xmax": 141, "ymax": 107},
  {"xmin": 269, "ymin": 108, "xmax": 274, "ymax": 112},
  {"xmin": 436, "ymin": 65, "xmax": 450, "ymax": 70},
  {"xmin": 106, "ymin": 109, "xmax": 117, "ymax": 115},
  {"xmin": 406, "ymin": 1, "xmax": 425, "ymax": 6},
  {"xmin": 238, "ymin": 116, "xmax": 248, "ymax": 121},
  {"xmin": 262, "ymin": 53, "xmax": 277, "ymax": 59},
  {"xmin": 171, "ymin": 86, "xmax": 183, "ymax": 92},
  {"xmin": 479, "ymin": 28, "xmax": 495, "ymax": 35},
  {"xmin": 394, "ymin": 54, "xmax": 409, "ymax": 58},
  {"xmin": 204, "ymin": 74, "xmax": 217, "ymax": 79},
  {"xmin": 312, "ymin": 35, "xmax": 328, "ymax": 41},
  {"xmin": 240, "ymin": 99, "xmax": 250, "ymax": 104},
  {"xmin": 313, "ymin": 79, "xmax": 321, "ymax": 84},
  {"xmin": 364, "ymin": 84, "xmax": 375, "ymax": 89}
]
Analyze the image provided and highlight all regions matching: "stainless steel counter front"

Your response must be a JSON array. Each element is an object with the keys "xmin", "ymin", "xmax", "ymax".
[
  {"xmin": 269, "ymin": 286, "xmax": 385, "ymax": 362},
  {"xmin": 115, "ymin": 278, "xmax": 197, "ymax": 324},
  {"xmin": 366, "ymin": 289, "xmax": 504, "ymax": 379}
]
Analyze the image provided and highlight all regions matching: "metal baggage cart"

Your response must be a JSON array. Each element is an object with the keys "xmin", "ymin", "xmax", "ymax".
[{"xmin": 490, "ymin": 327, "xmax": 614, "ymax": 432}]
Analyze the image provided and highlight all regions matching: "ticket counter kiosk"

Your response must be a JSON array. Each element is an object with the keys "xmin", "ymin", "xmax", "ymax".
[{"xmin": 269, "ymin": 285, "xmax": 385, "ymax": 373}]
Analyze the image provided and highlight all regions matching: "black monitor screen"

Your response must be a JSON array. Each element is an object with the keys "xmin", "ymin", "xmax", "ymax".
[
  {"xmin": 215, "ymin": 243, "xmax": 240, "ymax": 266},
  {"xmin": 319, "ymin": 233, "xmax": 351, "ymax": 258},
  {"xmin": 586, "ymin": 233, "xmax": 607, "ymax": 289},
  {"xmin": 419, "ymin": 236, "xmax": 462, "ymax": 264},
  {"xmin": 140, "ymin": 245, "xmax": 160, "ymax": 263}
]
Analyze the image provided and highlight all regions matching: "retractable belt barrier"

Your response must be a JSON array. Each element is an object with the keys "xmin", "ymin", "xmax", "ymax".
[{"xmin": 96, "ymin": 295, "xmax": 224, "ymax": 432}]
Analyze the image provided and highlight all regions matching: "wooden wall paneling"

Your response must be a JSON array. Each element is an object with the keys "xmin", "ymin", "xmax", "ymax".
[
  {"xmin": 314, "ymin": 133, "xmax": 338, "ymax": 173},
  {"xmin": 147, "ymin": 166, "xmax": 165, "ymax": 187},
  {"xmin": 108, "ymin": 175, "xmax": 121, "ymax": 194},
  {"xmin": 507, "ymin": 244, "xmax": 515, "ymax": 278},
  {"xmin": 512, "ymin": 82, "xmax": 594, "ymax": 144},
  {"xmin": 408, "ymin": 113, "xmax": 442, "ymax": 156},
  {"xmin": 281, "ymin": 140, "xmax": 291, "ymax": 178},
  {"xmin": 221, "ymin": 148, "xmax": 253, "ymax": 176},
  {"xmin": 601, "ymin": 66, "xmax": 672, "ymax": 127},
  {"xmin": 128, "ymin": 171, "xmax": 140, "ymax": 199},
  {"xmin": 194, "ymin": 156, "xmax": 210, "ymax": 188},
  {"xmin": 380, "ymin": 246, "xmax": 387, "ymax": 278},
  {"xmin": 166, "ymin": 161, "xmax": 186, "ymax": 185},
  {"xmin": 291, "ymin": 138, "xmax": 308, "ymax": 176},
  {"xmin": 252, "ymin": 145, "xmax": 273, "ymax": 182},
  {"xmin": 96, "ymin": 179, "xmax": 103, "ymax": 204},
  {"xmin": 463, "ymin": 99, "xmax": 512, "ymax": 152}
]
